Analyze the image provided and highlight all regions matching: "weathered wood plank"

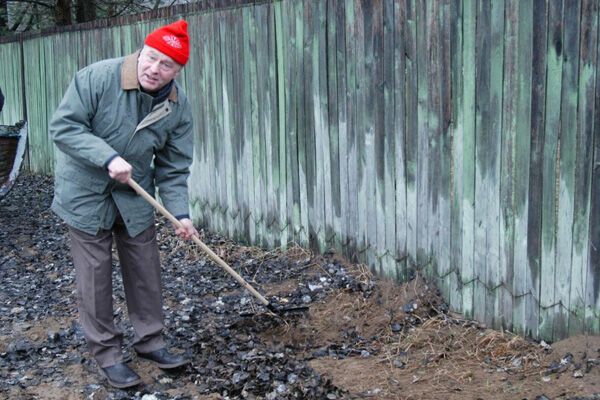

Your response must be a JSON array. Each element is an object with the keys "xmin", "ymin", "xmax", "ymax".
[
  {"xmin": 538, "ymin": 0, "xmax": 563, "ymax": 340},
  {"xmin": 524, "ymin": 0, "xmax": 547, "ymax": 339},
  {"xmin": 326, "ymin": 0, "xmax": 342, "ymax": 253},
  {"xmin": 569, "ymin": 0, "xmax": 597, "ymax": 336},
  {"xmin": 241, "ymin": 7, "xmax": 257, "ymax": 242},
  {"xmin": 437, "ymin": 0, "xmax": 452, "ymax": 307},
  {"xmin": 382, "ymin": 0, "xmax": 397, "ymax": 277},
  {"xmin": 460, "ymin": 0, "xmax": 477, "ymax": 319},
  {"xmin": 449, "ymin": 0, "xmax": 464, "ymax": 312},
  {"xmin": 370, "ymin": 0, "xmax": 386, "ymax": 274},
  {"xmin": 255, "ymin": 4, "xmax": 275, "ymax": 247},
  {"xmin": 513, "ymin": 0, "xmax": 534, "ymax": 337},
  {"xmin": 554, "ymin": 0, "xmax": 581, "ymax": 340},
  {"xmin": 589, "ymin": 6, "xmax": 600, "ymax": 334},
  {"xmin": 303, "ymin": 0, "xmax": 318, "ymax": 250},
  {"xmin": 296, "ymin": 0, "xmax": 309, "ymax": 247},
  {"xmin": 218, "ymin": 13, "xmax": 232, "ymax": 235},
  {"xmin": 487, "ymin": 0, "xmax": 504, "ymax": 331},
  {"xmin": 274, "ymin": 1, "xmax": 288, "ymax": 247},
  {"xmin": 473, "ymin": 0, "xmax": 491, "ymax": 326},
  {"xmin": 353, "ymin": 0, "xmax": 368, "ymax": 263},
  {"xmin": 426, "ymin": 0, "xmax": 440, "ymax": 285},
  {"xmin": 314, "ymin": 0, "xmax": 329, "ymax": 252},
  {"xmin": 393, "ymin": 0, "xmax": 408, "ymax": 280},
  {"xmin": 282, "ymin": 0, "xmax": 301, "ymax": 245},
  {"xmin": 404, "ymin": 0, "xmax": 418, "ymax": 273},
  {"xmin": 333, "ymin": 0, "xmax": 349, "ymax": 255},
  {"xmin": 416, "ymin": 0, "xmax": 429, "ymax": 269},
  {"xmin": 361, "ymin": 0, "xmax": 380, "ymax": 269}
]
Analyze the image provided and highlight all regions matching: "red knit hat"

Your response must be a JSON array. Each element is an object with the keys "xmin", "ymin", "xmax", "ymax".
[{"xmin": 144, "ymin": 19, "xmax": 190, "ymax": 66}]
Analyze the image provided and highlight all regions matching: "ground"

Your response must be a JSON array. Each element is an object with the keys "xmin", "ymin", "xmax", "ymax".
[{"xmin": 1, "ymin": 174, "xmax": 600, "ymax": 400}]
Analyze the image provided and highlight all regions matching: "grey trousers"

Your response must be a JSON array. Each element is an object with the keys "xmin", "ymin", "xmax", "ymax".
[{"xmin": 68, "ymin": 219, "xmax": 166, "ymax": 368}]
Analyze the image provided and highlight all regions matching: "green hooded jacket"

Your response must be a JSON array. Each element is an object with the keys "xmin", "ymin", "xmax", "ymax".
[{"xmin": 50, "ymin": 51, "xmax": 194, "ymax": 237}]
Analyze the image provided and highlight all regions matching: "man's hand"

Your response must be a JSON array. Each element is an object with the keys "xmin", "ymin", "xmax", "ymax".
[
  {"xmin": 107, "ymin": 156, "xmax": 132, "ymax": 183},
  {"xmin": 174, "ymin": 218, "xmax": 198, "ymax": 240}
]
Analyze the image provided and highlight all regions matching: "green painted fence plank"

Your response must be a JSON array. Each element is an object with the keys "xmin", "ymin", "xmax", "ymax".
[
  {"xmin": 513, "ymin": 0, "xmax": 533, "ymax": 337},
  {"xmin": 449, "ymin": 0, "xmax": 464, "ymax": 312},
  {"xmin": 326, "ymin": 0, "xmax": 341, "ymax": 252},
  {"xmin": 488, "ymin": 0, "xmax": 504, "ymax": 330},
  {"xmin": 282, "ymin": 0, "xmax": 301, "ymax": 245},
  {"xmin": 335, "ymin": 0, "xmax": 351, "ymax": 256},
  {"xmin": 539, "ymin": 0, "xmax": 563, "ymax": 340},
  {"xmin": 437, "ymin": 0, "xmax": 452, "ymax": 306},
  {"xmin": 274, "ymin": 1, "xmax": 289, "ymax": 247},
  {"xmin": 589, "ymin": 11, "xmax": 600, "ymax": 333},
  {"xmin": 525, "ymin": 0, "xmax": 548, "ymax": 339},
  {"xmin": 404, "ymin": 0, "xmax": 418, "ymax": 272},
  {"xmin": 569, "ymin": 0, "xmax": 597, "ymax": 337},
  {"xmin": 461, "ymin": 0, "xmax": 476, "ymax": 320},
  {"xmin": 416, "ymin": 0, "xmax": 429, "ymax": 269},
  {"xmin": 361, "ymin": 0, "xmax": 378, "ymax": 269},
  {"xmin": 393, "ymin": 0, "xmax": 408, "ymax": 280},
  {"xmin": 426, "ymin": 0, "xmax": 440, "ymax": 284},
  {"xmin": 370, "ymin": 0, "xmax": 386, "ymax": 274},
  {"xmin": 474, "ymin": 0, "xmax": 491, "ymax": 326},
  {"xmin": 554, "ymin": 0, "xmax": 581, "ymax": 340},
  {"xmin": 500, "ymin": 0, "xmax": 518, "ymax": 334},
  {"xmin": 382, "ymin": 0, "xmax": 397, "ymax": 277}
]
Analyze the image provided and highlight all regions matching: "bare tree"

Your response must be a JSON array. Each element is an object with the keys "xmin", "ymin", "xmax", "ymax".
[{"xmin": 1, "ymin": 0, "xmax": 182, "ymax": 36}]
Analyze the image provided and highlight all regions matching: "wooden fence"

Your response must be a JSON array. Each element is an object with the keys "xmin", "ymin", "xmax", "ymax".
[{"xmin": 1, "ymin": 0, "xmax": 599, "ymax": 342}]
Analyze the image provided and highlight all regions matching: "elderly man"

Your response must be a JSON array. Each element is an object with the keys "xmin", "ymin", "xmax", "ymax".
[{"xmin": 49, "ymin": 20, "xmax": 197, "ymax": 388}]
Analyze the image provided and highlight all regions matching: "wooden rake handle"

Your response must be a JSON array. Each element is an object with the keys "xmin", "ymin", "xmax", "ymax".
[{"xmin": 127, "ymin": 178, "xmax": 270, "ymax": 306}]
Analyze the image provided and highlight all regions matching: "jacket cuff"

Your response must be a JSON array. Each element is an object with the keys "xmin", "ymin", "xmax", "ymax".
[
  {"xmin": 175, "ymin": 214, "xmax": 190, "ymax": 220},
  {"xmin": 103, "ymin": 153, "xmax": 119, "ymax": 170}
]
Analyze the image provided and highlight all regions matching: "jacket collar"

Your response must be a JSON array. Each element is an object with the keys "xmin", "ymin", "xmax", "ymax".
[{"xmin": 121, "ymin": 50, "xmax": 178, "ymax": 102}]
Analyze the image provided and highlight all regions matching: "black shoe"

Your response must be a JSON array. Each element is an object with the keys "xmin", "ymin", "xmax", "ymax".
[
  {"xmin": 137, "ymin": 348, "xmax": 190, "ymax": 369},
  {"xmin": 100, "ymin": 362, "xmax": 142, "ymax": 389}
]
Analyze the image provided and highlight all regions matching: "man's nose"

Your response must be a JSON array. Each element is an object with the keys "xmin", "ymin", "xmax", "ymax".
[{"xmin": 149, "ymin": 61, "xmax": 161, "ymax": 72}]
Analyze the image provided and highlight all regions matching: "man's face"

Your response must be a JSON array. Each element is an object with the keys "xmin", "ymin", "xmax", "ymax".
[{"xmin": 137, "ymin": 45, "xmax": 182, "ymax": 92}]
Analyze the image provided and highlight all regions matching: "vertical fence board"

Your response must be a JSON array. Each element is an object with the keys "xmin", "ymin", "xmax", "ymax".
[
  {"xmin": 488, "ymin": 0, "xmax": 504, "ymax": 329},
  {"xmin": 448, "ymin": 0, "xmax": 463, "ymax": 311},
  {"xmin": 460, "ymin": 0, "xmax": 476, "ymax": 319},
  {"xmin": 526, "ymin": 0, "xmax": 548, "ymax": 339},
  {"xmin": 416, "ymin": 0, "xmax": 429, "ymax": 269},
  {"xmin": 345, "ymin": 0, "xmax": 358, "ymax": 258},
  {"xmin": 589, "ymin": 11, "xmax": 600, "ymax": 334},
  {"xmin": 474, "ymin": 0, "xmax": 491, "ymax": 326},
  {"xmin": 382, "ymin": 0, "xmax": 397, "ymax": 276},
  {"xmin": 313, "ymin": 0, "xmax": 330, "ymax": 252},
  {"xmin": 326, "ymin": 0, "xmax": 341, "ymax": 252},
  {"xmin": 274, "ymin": 1, "xmax": 289, "ymax": 247},
  {"xmin": 334, "ymin": 0, "xmax": 350, "ymax": 255},
  {"xmin": 570, "ymin": 0, "xmax": 597, "ymax": 336},
  {"xmin": 437, "ymin": 0, "xmax": 452, "ymax": 306},
  {"xmin": 393, "ymin": 0, "xmax": 408, "ymax": 280},
  {"xmin": 404, "ymin": 0, "xmax": 418, "ymax": 271},
  {"xmin": 426, "ymin": 0, "xmax": 441, "ymax": 285},
  {"xmin": 539, "ymin": 0, "xmax": 563, "ymax": 340},
  {"xmin": 513, "ymin": 0, "xmax": 534, "ymax": 337},
  {"xmin": 554, "ymin": 0, "xmax": 581, "ymax": 340},
  {"xmin": 371, "ymin": 0, "xmax": 387, "ymax": 274},
  {"xmin": 500, "ymin": 0, "xmax": 517, "ymax": 334}
]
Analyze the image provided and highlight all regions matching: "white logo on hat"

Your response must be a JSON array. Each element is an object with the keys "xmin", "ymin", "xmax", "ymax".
[{"xmin": 163, "ymin": 34, "xmax": 182, "ymax": 49}]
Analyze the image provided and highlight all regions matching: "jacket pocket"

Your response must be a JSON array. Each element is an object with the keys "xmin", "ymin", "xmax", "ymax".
[{"xmin": 57, "ymin": 166, "xmax": 110, "ymax": 194}]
